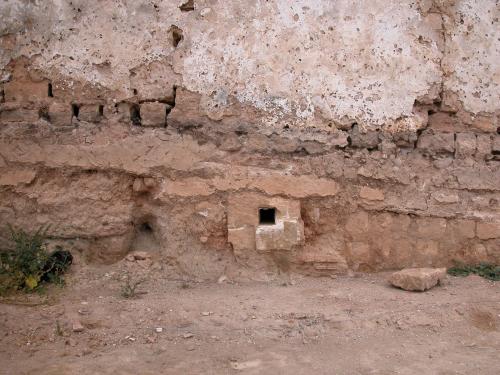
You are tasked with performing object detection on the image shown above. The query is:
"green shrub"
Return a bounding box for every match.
[120,273,146,298]
[0,225,71,294]
[447,263,500,281]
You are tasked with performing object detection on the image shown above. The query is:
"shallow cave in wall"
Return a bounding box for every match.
[129,219,161,256]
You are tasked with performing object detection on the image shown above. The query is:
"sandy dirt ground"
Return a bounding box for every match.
[0,259,499,375]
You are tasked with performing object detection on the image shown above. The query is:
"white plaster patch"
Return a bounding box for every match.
[443,0,500,114]
[1,0,498,126]
[181,0,443,125]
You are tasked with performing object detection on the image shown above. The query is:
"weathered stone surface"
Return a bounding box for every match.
[255,219,304,252]
[345,212,369,236]
[78,104,103,123]
[348,242,371,270]
[159,173,338,199]
[449,220,476,239]
[389,268,447,292]
[298,233,348,275]
[416,218,447,240]
[0,0,499,279]
[417,131,455,154]
[477,222,500,240]
[493,136,500,154]
[3,71,48,102]
[0,169,36,186]
[428,112,461,133]
[455,133,476,158]
[48,102,72,126]
[228,193,304,253]
[228,226,255,252]
[360,187,384,201]
[140,102,167,127]
[476,134,492,158]
[132,178,148,193]
[0,105,38,122]
[350,125,380,149]
[431,191,459,204]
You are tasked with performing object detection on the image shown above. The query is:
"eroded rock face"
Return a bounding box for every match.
[389,268,447,292]
[0,1,499,279]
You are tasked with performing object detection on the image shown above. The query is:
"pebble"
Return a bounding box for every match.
[133,251,151,260]
[183,333,193,339]
[72,321,85,333]
[200,7,211,16]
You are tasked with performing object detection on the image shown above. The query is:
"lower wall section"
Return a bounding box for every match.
[0,121,499,280]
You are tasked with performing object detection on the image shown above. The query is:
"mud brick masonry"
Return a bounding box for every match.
[0,0,499,279]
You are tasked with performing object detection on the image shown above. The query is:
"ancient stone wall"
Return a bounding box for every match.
[0,0,498,279]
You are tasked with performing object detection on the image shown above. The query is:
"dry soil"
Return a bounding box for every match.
[0,260,499,375]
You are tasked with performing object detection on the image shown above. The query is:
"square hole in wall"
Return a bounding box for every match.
[259,207,276,225]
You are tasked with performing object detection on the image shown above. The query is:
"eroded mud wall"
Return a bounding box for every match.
[0,0,499,279]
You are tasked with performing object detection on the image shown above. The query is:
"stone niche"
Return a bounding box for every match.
[227,193,304,254]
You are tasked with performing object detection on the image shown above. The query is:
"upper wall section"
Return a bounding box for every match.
[0,0,498,131]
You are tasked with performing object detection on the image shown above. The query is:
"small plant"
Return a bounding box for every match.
[447,263,500,281]
[120,273,146,298]
[55,320,64,336]
[0,225,72,295]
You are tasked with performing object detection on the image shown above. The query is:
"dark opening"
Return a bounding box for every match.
[98,105,104,116]
[169,85,177,106]
[164,86,177,127]
[140,222,153,233]
[38,106,50,121]
[0,89,5,103]
[165,104,172,126]
[235,125,248,136]
[71,104,80,118]
[130,104,141,126]
[48,83,53,97]
[179,0,194,11]
[170,25,184,48]
[259,207,276,225]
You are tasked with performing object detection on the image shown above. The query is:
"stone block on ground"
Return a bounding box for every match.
[389,268,446,292]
